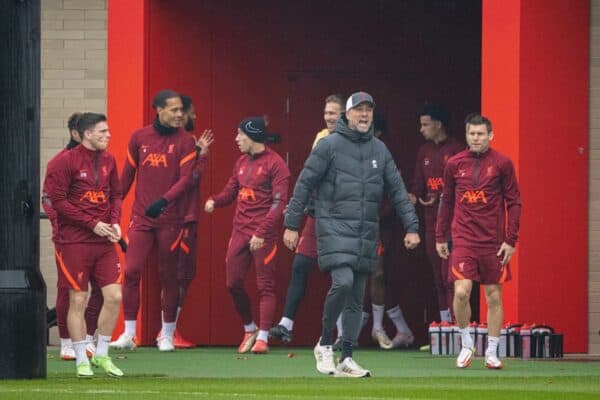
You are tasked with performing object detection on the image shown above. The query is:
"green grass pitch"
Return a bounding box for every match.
[1,347,599,399]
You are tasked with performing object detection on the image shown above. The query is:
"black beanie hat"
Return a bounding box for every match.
[239,117,280,144]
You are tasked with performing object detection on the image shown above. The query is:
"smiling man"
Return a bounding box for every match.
[283,92,420,377]
[111,90,197,353]
[45,112,124,378]
[204,117,290,355]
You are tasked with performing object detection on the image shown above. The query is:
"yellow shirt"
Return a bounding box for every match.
[312,128,330,149]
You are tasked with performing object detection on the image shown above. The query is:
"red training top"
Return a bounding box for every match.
[46,145,122,244]
[121,125,197,228]
[42,148,69,242]
[436,148,521,249]
[211,147,290,240]
[183,152,209,223]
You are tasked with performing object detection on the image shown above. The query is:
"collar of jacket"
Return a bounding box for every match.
[65,139,79,150]
[153,116,178,136]
[335,114,373,142]
[468,147,492,158]
[248,147,269,160]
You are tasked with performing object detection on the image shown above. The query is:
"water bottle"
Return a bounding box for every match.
[429,322,441,355]
[499,323,509,357]
[532,325,553,358]
[440,321,452,355]
[476,323,488,356]
[520,324,532,359]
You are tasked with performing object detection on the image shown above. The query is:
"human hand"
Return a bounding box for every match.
[404,232,420,250]
[249,235,264,251]
[283,229,299,251]
[196,129,214,155]
[93,221,114,238]
[204,199,215,213]
[407,193,417,205]
[436,242,450,259]
[418,193,437,207]
[497,242,515,265]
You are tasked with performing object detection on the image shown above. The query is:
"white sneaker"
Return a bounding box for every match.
[157,335,175,352]
[60,342,76,361]
[314,340,336,375]
[391,331,415,348]
[372,329,393,350]
[485,352,504,369]
[85,341,96,358]
[109,333,136,351]
[334,357,371,378]
[456,346,476,368]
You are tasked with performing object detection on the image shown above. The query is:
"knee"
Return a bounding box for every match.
[124,267,141,284]
[226,279,243,293]
[104,289,122,307]
[333,277,353,295]
[454,287,470,303]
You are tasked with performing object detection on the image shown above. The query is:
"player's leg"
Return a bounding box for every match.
[225,233,256,353]
[155,226,184,351]
[84,279,103,357]
[112,225,155,349]
[174,222,197,348]
[250,239,278,353]
[426,227,451,322]
[370,252,392,349]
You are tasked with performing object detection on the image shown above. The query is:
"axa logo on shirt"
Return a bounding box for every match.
[80,190,107,204]
[460,190,487,204]
[238,187,256,202]
[427,177,443,191]
[142,153,168,167]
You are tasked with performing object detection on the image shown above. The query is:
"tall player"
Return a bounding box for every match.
[111,90,197,352]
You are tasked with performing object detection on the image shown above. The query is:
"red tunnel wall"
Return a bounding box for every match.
[108,0,484,346]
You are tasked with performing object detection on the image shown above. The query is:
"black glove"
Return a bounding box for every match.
[118,238,128,253]
[145,197,168,218]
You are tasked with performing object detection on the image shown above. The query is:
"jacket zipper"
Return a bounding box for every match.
[93,152,99,187]
[473,153,480,187]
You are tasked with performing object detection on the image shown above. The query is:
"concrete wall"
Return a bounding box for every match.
[40,0,107,345]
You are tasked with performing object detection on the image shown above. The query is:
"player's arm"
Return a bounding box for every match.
[409,147,426,204]
[108,157,123,225]
[501,158,522,247]
[121,135,139,199]
[47,158,98,231]
[161,135,197,203]
[284,139,330,231]
[255,159,290,238]
[435,161,456,258]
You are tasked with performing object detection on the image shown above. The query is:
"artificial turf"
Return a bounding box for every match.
[1,347,599,399]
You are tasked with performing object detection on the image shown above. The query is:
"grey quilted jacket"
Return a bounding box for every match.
[284,115,419,273]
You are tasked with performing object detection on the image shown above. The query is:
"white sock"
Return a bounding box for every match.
[279,317,294,331]
[73,340,88,365]
[459,327,474,348]
[336,315,343,338]
[60,337,72,348]
[372,304,385,332]
[244,322,257,332]
[486,335,500,355]
[257,330,269,342]
[85,334,95,344]
[386,305,412,334]
[124,320,137,338]
[162,321,176,338]
[95,334,111,357]
[440,309,452,322]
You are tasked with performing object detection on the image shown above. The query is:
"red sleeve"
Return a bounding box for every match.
[436,160,456,243]
[255,158,290,238]
[211,160,240,207]
[162,135,197,203]
[121,134,138,199]
[195,153,209,178]
[47,156,98,231]
[109,156,123,224]
[41,175,58,234]
[410,146,426,197]
[501,159,522,246]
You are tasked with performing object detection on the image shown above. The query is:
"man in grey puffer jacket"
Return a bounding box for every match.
[283,92,420,377]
